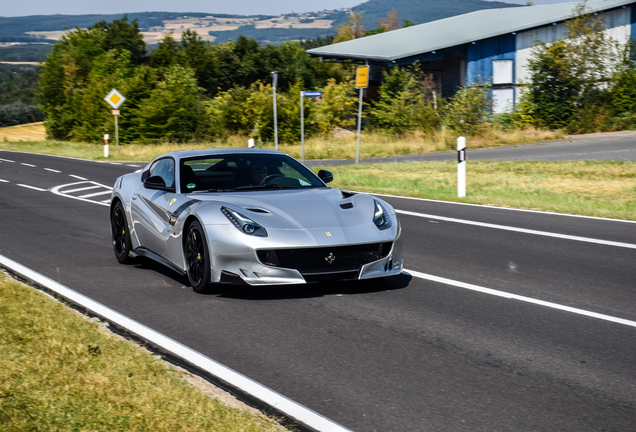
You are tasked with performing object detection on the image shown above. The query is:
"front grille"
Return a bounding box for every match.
[257,242,392,274]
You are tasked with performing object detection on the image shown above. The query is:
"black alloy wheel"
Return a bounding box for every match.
[185,220,211,293]
[111,201,133,264]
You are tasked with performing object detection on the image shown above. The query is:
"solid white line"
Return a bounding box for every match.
[397,209,636,250]
[126,164,141,167]
[79,190,111,199]
[70,175,88,180]
[0,158,15,163]
[0,254,352,432]
[101,199,111,204]
[371,192,636,225]
[63,185,100,194]
[0,179,9,183]
[21,163,36,167]
[44,168,62,173]
[406,269,636,329]
[17,184,46,192]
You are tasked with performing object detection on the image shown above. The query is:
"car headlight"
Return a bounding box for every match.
[373,200,392,230]
[221,207,268,237]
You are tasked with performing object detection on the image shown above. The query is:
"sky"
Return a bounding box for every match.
[0,0,578,18]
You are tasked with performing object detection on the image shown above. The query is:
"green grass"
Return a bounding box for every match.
[0,273,287,431]
[318,160,636,221]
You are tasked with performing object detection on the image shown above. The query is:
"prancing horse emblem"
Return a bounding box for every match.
[325,253,336,264]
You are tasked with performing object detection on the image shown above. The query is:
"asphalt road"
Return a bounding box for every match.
[1,149,635,432]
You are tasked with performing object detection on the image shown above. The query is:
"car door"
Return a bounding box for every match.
[130,157,178,259]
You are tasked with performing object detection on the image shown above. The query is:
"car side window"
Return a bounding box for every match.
[149,158,175,189]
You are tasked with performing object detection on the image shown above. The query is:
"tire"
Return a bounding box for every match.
[111,201,134,264]
[185,220,211,293]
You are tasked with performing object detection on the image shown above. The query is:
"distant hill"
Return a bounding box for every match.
[350,0,521,28]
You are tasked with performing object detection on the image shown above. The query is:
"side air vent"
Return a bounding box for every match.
[340,202,354,209]
[246,208,270,214]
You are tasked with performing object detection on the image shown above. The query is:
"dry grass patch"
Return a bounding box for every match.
[0,122,46,142]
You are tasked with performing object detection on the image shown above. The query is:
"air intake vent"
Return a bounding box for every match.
[340,202,354,209]
[246,208,270,214]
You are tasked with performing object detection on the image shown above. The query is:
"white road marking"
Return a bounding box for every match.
[0,179,9,183]
[397,209,636,250]
[406,269,636,329]
[70,175,88,180]
[0,158,15,163]
[371,192,636,225]
[101,199,111,204]
[110,162,122,165]
[50,182,112,207]
[0,254,353,432]
[126,164,141,167]
[44,168,62,173]
[21,163,36,167]
[17,184,46,192]
[62,185,101,194]
[79,190,112,199]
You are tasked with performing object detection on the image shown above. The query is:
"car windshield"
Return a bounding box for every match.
[180,153,327,193]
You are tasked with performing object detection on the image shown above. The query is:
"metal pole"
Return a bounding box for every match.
[356,88,363,164]
[457,136,466,197]
[115,115,119,155]
[272,72,278,151]
[300,91,305,162]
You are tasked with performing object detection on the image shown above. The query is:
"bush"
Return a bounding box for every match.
[0,102,44,127]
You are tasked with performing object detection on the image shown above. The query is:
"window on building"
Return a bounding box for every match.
[492,59,513,85]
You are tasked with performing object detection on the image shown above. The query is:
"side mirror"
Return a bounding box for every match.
[144,175,171,191]
[318,169,333,184]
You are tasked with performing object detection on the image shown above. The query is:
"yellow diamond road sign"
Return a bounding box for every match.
[104,88,125,109]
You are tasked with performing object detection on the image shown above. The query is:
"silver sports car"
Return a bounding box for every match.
[110,149,403,292]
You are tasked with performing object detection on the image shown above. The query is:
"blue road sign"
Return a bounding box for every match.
[303,91,322,97]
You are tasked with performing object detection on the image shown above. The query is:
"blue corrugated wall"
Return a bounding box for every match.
[466,34,516,85]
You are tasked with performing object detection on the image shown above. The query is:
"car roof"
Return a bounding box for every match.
[157,148,286,161]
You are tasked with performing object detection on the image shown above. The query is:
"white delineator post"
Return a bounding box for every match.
[104,134,109,158]
[457,136,466,197]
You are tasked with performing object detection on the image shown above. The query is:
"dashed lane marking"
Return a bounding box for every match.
[21,163,36,167]
[44,168,62,173]
[0,179,9,183]
[69,174,88,180]
[0,158,15,163]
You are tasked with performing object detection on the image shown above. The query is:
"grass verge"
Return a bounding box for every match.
[0,123,563,162]
[320,160,636,221]
[0,273,287,431]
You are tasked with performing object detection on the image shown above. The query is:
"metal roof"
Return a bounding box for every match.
[307,0,634,62]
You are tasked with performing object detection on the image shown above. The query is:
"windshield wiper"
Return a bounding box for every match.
[189,188,235,193]
[234,184,284,190]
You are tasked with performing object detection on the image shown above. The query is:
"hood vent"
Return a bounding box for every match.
[246,207,270,214]
[340,202,354,209]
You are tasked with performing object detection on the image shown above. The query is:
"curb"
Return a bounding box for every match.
[0,253,353,432]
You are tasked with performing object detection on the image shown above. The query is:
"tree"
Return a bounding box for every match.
[523,1,615,130]
[334,12,365,43]
[443,81,492,136]
[368,66,440,135]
